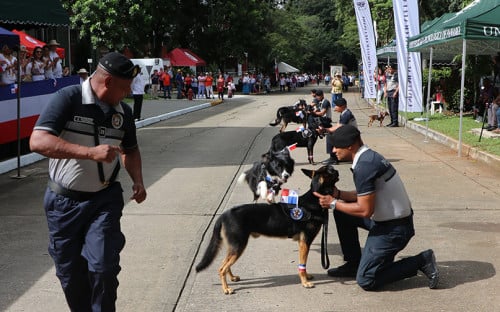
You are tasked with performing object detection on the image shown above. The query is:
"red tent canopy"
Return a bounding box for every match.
[12,29,65,58]
[165,48,206,67]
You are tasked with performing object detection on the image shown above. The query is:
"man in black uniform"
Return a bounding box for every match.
[314,125,439,290]
[30,52,147,311]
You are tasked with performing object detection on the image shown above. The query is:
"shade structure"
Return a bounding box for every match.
[11,29,65,58]
[0,27,19,49]
[0,0,69,26]
[277,61,300,73]
[165,48,206,67]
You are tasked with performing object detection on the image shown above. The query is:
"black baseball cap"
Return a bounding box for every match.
[315,89,324,96]
[98,52,140,80]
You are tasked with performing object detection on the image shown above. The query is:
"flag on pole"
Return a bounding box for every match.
[393,0,422,112]
[353,0,377,99]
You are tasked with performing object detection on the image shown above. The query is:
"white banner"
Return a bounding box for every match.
[393,0,422,112]
[353,0,377,99]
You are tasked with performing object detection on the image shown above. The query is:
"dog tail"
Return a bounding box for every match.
[195,217,223,272]
[269,118,281,126]
[237,172,247,184]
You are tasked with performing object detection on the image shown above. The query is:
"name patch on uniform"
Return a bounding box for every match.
[74,116,94,125]
[99,126,106,137]
[111,113,123,129]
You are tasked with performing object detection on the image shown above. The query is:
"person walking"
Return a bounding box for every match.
[29,52,147,311]
[314,124,439,291]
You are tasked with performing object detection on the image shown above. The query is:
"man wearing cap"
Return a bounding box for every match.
[384,65,399,127]
[48,39,63,78]
[30,51,146,311]
[314,124,439,291]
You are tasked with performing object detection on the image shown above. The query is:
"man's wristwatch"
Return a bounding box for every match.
[330,199,338,210]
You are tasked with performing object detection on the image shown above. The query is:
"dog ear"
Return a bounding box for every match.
[301,168,314,178]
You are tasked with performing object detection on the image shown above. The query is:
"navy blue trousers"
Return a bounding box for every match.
[44,182,125,311]
[333,210,422,290]
[387,91,399,125]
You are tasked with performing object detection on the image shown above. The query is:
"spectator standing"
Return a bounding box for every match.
[331,73,343,106]
[205,72,214,99]
[324,73,331,86]
[48,40,63,78]
[25,46,46,81]
[0,44,18,85]
[191,75,198,98]
[175,69,184,99]
[184,73,193,96]
[150,69,160,99]
[197,72,207,98]
[18,45,29,81]
[62,66,71,77]
[374,67,386,105]
[384,65,399,127]
[132,71,146,120]
[77,68,89,84]
[29,52,146,311]
[315,124,439,291]
[162,70,171,99]
[42,45,54,80]
[216,74,225,100]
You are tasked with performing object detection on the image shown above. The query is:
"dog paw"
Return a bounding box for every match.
[231,275,240,282]
[223,287,235,295]
[302,281,315,288]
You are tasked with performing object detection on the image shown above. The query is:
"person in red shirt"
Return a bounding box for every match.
[184,73,193,96]
[216,74,225,100]
[162,71,171,99]
[205,73,214,99]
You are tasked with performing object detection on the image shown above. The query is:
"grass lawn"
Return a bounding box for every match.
[404,111,500,157]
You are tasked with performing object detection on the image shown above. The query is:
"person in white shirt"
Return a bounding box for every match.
[131,71,146,120]
[48,40,63,78]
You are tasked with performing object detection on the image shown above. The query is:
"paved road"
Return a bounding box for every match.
[1,89,499,311]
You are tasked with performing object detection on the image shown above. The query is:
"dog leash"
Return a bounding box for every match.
[320,212,330,269]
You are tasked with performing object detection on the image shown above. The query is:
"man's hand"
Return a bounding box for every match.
[313,192,335,209]
[130,183,147,203]
[89,145,122,163]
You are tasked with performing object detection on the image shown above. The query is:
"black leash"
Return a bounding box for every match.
[320,212,330,269]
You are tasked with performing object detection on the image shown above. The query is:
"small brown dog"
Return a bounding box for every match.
[368,111,389,127]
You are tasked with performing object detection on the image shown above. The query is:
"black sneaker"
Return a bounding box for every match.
[419,249,439,289]
[321,158,338,165]
[327,261,358,277]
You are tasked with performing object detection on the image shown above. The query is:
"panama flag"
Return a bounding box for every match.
[280,189,299,205]
[287,143,297,151]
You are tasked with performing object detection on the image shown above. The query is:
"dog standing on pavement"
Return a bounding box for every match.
[367,111,389,127]
[238,148,295,202]
[196,165,339,294]
[269,99,308,132]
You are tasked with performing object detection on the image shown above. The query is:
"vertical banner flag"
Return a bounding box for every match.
[353,0,377,99]
[393,0,422,112]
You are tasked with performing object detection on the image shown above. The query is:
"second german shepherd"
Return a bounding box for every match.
[195,165,339,294]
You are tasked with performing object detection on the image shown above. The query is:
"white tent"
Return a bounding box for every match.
[277,61,300,73]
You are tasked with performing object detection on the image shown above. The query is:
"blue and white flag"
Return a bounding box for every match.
[353,0,377,99]
[393,0,423,112]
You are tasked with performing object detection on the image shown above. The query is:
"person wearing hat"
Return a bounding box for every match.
[77,68,89,84]
[313,124,439,291]
[384,64,399,126]
[47,39,63,78]
[30,51,146,311]
[331,72,343,105]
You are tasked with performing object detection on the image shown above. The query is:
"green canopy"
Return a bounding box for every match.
[376,41,396,58]
[0,0,69,27]
[409,0,500,57]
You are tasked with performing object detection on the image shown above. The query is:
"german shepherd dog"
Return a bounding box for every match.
[269,99,308,132]
[367,111,389,127]
[270,116,332,165]
[196,165,339,294]
[238,148,295,202]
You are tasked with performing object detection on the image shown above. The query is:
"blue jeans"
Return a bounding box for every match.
[331,93,342,107]
[334,210,421,290]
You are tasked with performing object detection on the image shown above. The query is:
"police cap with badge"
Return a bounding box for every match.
[98,52,140,80]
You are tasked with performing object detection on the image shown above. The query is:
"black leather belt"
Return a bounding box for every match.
[374,215,412,226]
[48,180,97,202]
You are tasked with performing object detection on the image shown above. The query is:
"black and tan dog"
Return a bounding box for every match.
[238,148,295,202]
[269,99,308,132]
[270,116,332,165]
[367,111,389,127]
[196,165,339,294]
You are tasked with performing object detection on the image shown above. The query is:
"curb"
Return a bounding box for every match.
[0,102,212,175]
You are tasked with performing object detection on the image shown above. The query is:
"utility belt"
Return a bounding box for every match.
[374,211,413,227]
[47,179,115,201]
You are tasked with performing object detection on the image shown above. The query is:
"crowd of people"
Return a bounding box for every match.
[0,40,68,85]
